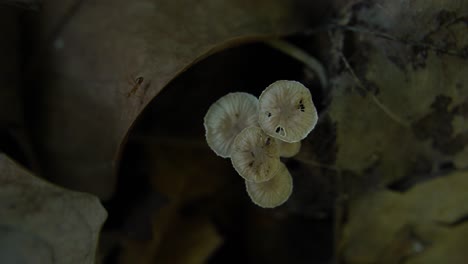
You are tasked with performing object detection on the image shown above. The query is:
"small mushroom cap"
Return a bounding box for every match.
[278,140,301,158]
[245,162,293,208]
[231,126,280,183]
[259,80,318,143]
[204,92,258,158]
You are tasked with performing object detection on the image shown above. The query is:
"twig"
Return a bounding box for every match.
[265,39,328,89]
[336,43,411,128]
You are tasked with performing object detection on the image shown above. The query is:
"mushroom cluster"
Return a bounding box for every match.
[204,80,318,208]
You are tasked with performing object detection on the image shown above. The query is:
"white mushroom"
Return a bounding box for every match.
[204,92,258,158]
[258,80,318,143]
[278,140,301,158]
[231,126,280,183]
[245,162,293,208]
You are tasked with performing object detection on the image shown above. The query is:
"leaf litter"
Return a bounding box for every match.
[1,0,468,263]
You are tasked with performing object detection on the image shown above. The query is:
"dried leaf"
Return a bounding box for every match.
[329,0,468,188]
[0,154,107,264]
[30,0,314,199]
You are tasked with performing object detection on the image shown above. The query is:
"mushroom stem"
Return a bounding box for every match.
[265,39,328,89]
[278,140,301,158]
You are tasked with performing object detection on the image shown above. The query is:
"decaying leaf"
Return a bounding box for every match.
[341,169,468,264]
[324,2,468,263]
[5,0,466,262]
[328,0,468,189]
[0,154,107,264]
[29,0,318,200]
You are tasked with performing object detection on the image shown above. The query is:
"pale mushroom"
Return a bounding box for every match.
[204,92,258,158]
[245,162,293,208]
[258,80,318,143]
[231,126,280,183]
[278,140,301,158]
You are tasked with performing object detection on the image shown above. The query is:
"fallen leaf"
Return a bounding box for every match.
[28,0,317,199]
[328,0,468,189]
[341,169,468,263]
[0,153,107,264]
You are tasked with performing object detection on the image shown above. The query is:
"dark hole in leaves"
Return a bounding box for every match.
[449,214,468,226]
[284,158,301,170]
[437,214,468,227]
[0,128,29,169]
[388,172,446,193]
[103,244,123,264]
[438,161,454,171]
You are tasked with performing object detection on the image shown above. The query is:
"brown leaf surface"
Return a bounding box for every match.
[0,153,107,264]
[30,0,316,200]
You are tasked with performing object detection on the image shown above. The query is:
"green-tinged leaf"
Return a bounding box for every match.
[342,170,468,263]
[329,0,468,189]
